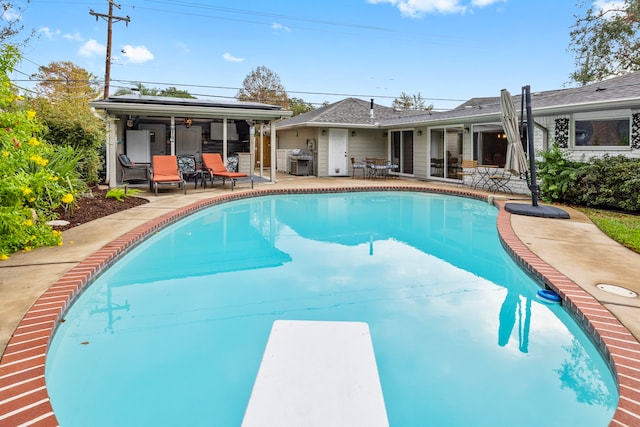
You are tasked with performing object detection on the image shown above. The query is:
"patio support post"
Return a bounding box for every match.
[260,123,265,178]
[223,118,228,163]
[170,116,175,156]
[270,119,276,182]
[107,116,118,187]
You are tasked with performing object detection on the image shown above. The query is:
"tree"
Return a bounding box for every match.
[113,83,160,96]
[0,1,34,46]
[0,45,82,258]
[289,97,315,116]
[569,0,640,85]
[237,66,289,109]
[28,61,105,184]
[113,83,195,98]
[391,92,433,111]
[160,86,195,98]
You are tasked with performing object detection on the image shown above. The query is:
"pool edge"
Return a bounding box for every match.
[0,187,638,427]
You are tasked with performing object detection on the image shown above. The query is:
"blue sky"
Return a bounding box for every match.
[10,0,593,110]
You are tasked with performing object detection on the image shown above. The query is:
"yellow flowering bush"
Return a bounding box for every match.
[0,45,84,259]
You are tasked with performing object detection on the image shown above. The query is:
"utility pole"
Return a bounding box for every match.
[90,1,130,99]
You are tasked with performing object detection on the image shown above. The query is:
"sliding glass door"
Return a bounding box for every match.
[391,130,414,175]
[429,126,463,179]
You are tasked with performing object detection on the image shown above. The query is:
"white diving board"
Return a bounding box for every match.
[242,320,389,427]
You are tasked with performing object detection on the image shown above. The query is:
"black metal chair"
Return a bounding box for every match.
[117,154,151,189]
[177,155,200,189]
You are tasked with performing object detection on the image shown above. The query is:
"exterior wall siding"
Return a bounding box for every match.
[413,129,428,180]
[541,111,640,160]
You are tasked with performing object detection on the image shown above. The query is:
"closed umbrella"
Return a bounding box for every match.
[500,89,528,176]
[503,86,569,218]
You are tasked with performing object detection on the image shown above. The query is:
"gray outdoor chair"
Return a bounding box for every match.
[117,154,151,188]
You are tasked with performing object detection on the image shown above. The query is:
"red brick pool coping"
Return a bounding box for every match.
[1,186,639,427]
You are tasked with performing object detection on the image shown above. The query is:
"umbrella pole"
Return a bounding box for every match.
[523,85,538,207]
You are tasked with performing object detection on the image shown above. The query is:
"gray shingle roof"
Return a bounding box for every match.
[277,97,424,128]
[279,71,640,129]
[384,72,640,126]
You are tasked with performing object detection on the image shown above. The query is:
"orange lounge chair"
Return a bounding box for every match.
[201,153,252,191]
[151,155,186,195]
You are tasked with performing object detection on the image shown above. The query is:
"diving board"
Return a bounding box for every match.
[242,320,389,427]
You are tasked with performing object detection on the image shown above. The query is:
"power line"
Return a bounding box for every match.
[90,1,130,98]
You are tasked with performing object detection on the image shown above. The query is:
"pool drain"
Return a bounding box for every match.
[596,283,638,298]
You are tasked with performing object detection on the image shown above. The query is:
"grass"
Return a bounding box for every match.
[577,207,640,253]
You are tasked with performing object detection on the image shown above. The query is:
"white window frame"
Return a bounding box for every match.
[571,109,631,151]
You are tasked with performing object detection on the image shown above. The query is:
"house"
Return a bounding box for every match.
[90,94,292,188]
[276,71,640,194]
[275,97,423,177]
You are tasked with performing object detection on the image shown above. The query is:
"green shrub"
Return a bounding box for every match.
[0,45,83,259]
[537,142,582,202]
[537,142,640,212]
[106,187,142,202]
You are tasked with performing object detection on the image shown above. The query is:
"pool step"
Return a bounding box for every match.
[242,320,389,427]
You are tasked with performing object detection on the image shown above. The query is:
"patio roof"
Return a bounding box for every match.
[91,94,293,120]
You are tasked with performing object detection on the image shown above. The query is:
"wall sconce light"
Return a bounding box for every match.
[383,132,388,137]
[351,131,356,137]
[417,130,423,136]
[321,129,327,136]
[184,118,193,128]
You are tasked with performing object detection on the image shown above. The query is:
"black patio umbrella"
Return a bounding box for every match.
[504,86,569,219]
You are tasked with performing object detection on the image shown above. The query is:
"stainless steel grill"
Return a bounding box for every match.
[289,148,313,176]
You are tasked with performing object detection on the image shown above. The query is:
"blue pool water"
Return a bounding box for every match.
[46,192,618,426]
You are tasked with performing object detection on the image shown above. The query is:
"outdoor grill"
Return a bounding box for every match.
[289,148,313,176]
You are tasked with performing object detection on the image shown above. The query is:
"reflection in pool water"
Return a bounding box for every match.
[46,192,618,427]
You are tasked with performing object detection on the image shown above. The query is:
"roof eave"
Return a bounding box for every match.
[530,97,640,115]
[90,100,293,120]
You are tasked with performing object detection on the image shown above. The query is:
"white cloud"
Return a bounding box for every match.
[174,42,190,53]
[471,0,505,6]
[272,22,291,32]
[223,52,244,63]
[38,27,60,39]
[594,0,626,17]
[2,9,20,22]
[120,45,154,64]
[63,32,84,41]
[367,0,504,16]
[79,39,105,58]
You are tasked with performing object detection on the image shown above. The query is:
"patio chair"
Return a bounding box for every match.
[151,155,186,196]
[201,153,253,191]
[177,154,200,189]
[368,158,390,179]
[117,153,151,188]
[351,157,366,179]
[456,159,478,187]
[487,169,512,194]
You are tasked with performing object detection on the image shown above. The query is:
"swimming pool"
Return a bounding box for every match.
[45,191,618,426]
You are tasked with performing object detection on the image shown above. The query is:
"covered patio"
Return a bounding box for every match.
[90,95,292,188]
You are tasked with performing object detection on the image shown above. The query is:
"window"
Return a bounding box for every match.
[473,123,529,166]
[573,110,630,148]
